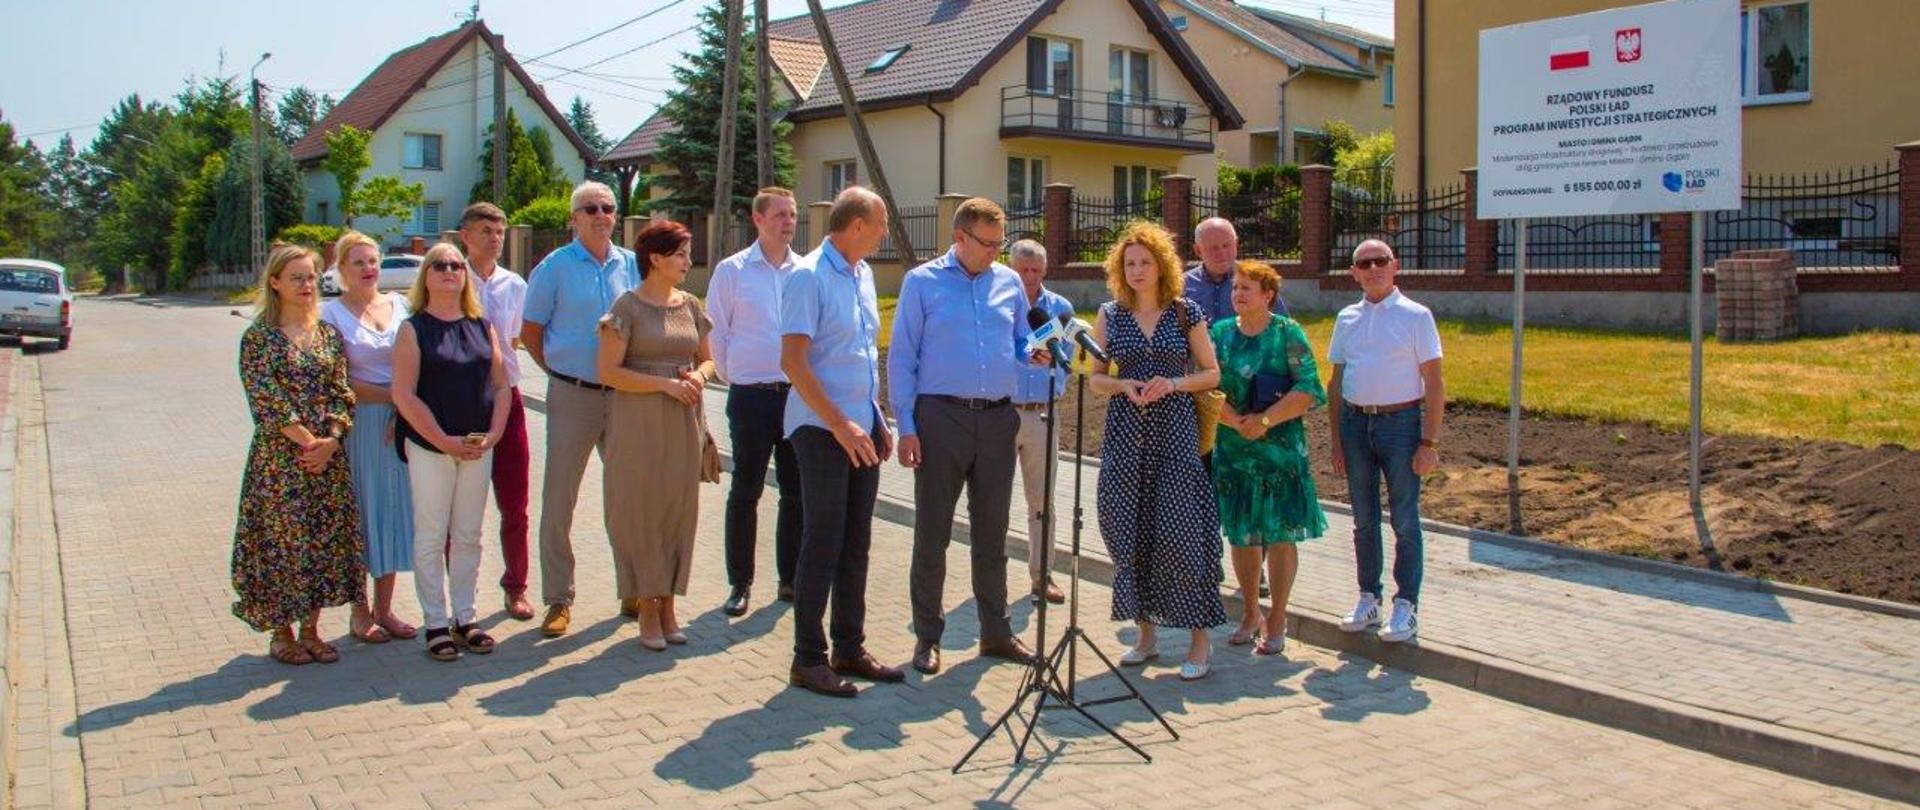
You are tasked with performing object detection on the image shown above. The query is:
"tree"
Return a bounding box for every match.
[651,1,794,219]
[208,137,303,270]
[353,175,425,240]
[470,109,569,214]
[169,152,225,286]
[38,134,91,265]
[0,113,53,256]
[566,96,614,188]
[95,77,248,291]
[322,125,372,225]
[274,85,334,146]
[81,95,171,277]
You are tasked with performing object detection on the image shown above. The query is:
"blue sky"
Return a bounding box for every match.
[2,0,1393,151]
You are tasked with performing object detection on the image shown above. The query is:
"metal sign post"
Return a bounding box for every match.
[1508,219,1527,535]
[1689,211,1718,560]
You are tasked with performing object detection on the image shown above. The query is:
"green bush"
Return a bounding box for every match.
[274,223,346,252]
[511,196,572,230]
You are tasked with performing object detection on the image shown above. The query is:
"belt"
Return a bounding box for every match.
[928,394,1011,411]
[735,381,792,393]
[1015,402,1047,412]
[549,371,610,392]
[1347,399,1421,415]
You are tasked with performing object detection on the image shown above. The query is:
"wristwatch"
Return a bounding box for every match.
[1259,414,1273,428]
[1420,438,1438,449]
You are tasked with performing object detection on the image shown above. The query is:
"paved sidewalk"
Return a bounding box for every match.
[695,371,1920,797]
[4,298,1901,808]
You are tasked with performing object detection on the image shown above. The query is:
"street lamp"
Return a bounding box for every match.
[249,52,272,273]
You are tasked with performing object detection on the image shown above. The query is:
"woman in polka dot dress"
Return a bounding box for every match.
[1088,222,1228,681]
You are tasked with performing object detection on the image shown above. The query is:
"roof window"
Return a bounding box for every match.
[867,44,909,73]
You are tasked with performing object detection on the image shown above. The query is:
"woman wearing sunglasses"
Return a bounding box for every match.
[391,243,512,661]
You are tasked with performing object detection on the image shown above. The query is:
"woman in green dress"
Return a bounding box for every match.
[1211,261,1327,655]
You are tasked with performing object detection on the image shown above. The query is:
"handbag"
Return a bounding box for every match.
[1245,370,1293,414]
[700,431,722,484]
[1176,301,1225,456]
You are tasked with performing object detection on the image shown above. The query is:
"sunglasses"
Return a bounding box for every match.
[1354,256,1394,269]
[575,204,617,215]
[428,260,467,273]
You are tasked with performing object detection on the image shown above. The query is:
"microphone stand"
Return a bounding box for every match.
[953,339,1177,772]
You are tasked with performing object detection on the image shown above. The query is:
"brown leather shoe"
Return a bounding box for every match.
[830,651,905,683]
[505,591,536,621]
[540,605,570,638]
[980,636,1038,665]
[912,640,941,675]
[789,663,858,698]
[1034,578,1065,605]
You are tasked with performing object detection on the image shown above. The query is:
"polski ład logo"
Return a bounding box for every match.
[1616,28,1642,63]
[1662,172,1684,193]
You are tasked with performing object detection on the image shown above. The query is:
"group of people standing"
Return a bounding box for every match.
[229,178,1446,700]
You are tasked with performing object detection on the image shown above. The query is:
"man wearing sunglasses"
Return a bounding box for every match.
[521,181,641,637]
[1326,239,1445,645]
[889,197,1038,676]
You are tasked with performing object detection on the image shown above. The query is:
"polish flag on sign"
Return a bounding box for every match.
[1549,35,1591,70]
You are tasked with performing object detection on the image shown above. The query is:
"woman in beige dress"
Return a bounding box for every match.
[596,220,715,650]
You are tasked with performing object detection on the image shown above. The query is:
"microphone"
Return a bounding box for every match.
[1025,307,1065,357]
[1057,312,1109,366]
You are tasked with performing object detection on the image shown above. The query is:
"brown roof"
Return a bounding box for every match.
[601,108,675,164]
[766,35,829,101]
[1243,6,1394,52]
[1172,0,1377,77]
[289,21,595,165]
[765,0,1242,128]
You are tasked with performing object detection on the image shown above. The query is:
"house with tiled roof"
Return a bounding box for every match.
[608,0,1243,222]
[1159,0,1393,169]
[292,20,593,246]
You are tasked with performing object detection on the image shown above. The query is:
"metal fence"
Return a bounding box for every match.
[1496,214,1660,274]
[1069,196,1157,263]
[873,205,937,263]
[1335,184,1467,272]
[1704,162,1901,271]
[1003,205,1044,252]
[528,229,572,271]
[1193,187,1303,260]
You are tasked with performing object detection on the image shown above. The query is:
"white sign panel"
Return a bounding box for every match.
[1477,0,1741,219]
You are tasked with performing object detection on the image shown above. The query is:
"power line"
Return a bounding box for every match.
[536,23,701,80]
[520,0,689,63]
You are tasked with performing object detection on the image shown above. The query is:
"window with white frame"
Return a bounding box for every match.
[402,133,443,170]
[411,201,442,236]
[826,160,857,197]
[1742,2,1810,104]
[1007,156,1047,211]
[1113,165,1167,210]
[1025,35,1077,95]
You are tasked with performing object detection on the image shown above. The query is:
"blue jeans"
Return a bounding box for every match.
[1339,406,1424,605]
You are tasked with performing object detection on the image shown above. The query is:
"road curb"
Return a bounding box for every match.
[1,352,18,803]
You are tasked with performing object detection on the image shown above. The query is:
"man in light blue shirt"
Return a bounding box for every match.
[520,181,640,636]
[777,187,903,697]
[890,198,1036,676]
[1007,239,1074,606]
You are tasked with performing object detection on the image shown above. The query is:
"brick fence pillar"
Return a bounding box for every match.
[1300,165,1333,276]
[1462,168,1497,276]
[1043,182,1073,271]
[935,193,968,252]
[508,225,531,274]
[622,216,646,252]
[808,201,832,250]
[407,236,427,255]
[1659,213,1693,277]
[1898,140,1920,276]
[441,230,460,246]
[1159,174,1194,261]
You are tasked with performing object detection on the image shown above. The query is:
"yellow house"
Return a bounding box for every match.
[1159,0,1394,168]
[1394,0,1920,193]
[610,0,1243,218]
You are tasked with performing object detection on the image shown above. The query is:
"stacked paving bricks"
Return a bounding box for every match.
[1715,249,1798,341]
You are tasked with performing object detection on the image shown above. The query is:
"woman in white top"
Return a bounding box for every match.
[318,231,418,644]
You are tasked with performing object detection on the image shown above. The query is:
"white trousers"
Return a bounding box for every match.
[408,441,494,630]
[1013,407,1060,583]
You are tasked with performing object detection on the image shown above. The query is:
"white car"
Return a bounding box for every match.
[321,254,424,296]
[0,258,74,351]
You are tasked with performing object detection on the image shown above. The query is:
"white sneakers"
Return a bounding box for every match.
[1339,593,1419,643]
[1339,592,1382,632]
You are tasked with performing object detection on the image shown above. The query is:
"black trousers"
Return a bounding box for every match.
[908,396,1019,646]
[789,424,879,667]
[724,385,801,588]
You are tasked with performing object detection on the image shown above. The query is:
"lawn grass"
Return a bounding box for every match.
[875,297,1920,448]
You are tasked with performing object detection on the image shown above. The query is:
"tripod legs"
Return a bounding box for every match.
[951,624,1179,772]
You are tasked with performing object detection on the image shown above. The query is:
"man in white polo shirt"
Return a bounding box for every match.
[1326,239,1445,643]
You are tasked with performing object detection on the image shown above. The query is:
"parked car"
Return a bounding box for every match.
[321,254,424,296]
[0,258,74,351]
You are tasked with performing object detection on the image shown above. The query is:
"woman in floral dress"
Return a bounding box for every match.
[1211,261,1327,655]
[232,244,367,665]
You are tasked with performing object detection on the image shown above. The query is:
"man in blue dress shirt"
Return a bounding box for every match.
[891,198,1038,676]
[520,181,639,638]
[1185,217,1289,324]
[1008,239,1074,606]
[778,187,906,697]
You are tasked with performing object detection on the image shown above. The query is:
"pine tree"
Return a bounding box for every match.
[651,1,794,219]
[274,85,333,146]
[566,96,615,188]
[0,114,52,256]
[470,109,569,214]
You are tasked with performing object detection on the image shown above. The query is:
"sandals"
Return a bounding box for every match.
[350,615,391,644]
[425,628,460,662]
[1255,635,1287,656]
[452,623,496,655]
[296,629,340,664]
[377,613,418,640]
[269,629,313,665]
[1228,619,1261,646]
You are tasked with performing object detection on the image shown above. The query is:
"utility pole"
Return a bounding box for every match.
[711,0,744,264]
[807,0,916,266]
[755,0,773,189]
[491,28,508,205]
[250,52,272,273]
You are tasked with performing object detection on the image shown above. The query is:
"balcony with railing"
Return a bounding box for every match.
[999,85,1215,152]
